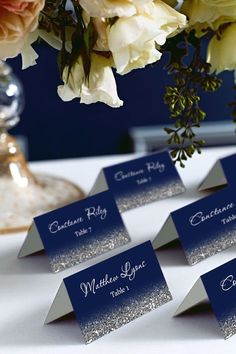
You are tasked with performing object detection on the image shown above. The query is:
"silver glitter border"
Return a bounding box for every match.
[49,227,130,272]
[185,226,236,265]
[116,179,185,213]
[80,282,172,344]
[219,312,236,339]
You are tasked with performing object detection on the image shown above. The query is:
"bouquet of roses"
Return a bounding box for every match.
[1,0,236,164]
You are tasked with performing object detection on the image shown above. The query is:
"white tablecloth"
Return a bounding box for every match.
[1,146,236,354]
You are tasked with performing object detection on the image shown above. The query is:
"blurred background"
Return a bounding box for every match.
[8,41,236,162]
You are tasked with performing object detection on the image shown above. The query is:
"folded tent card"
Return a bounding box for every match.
[175,257,236,340]
[18,191,131,272]
[153,186,236,265]
[199,152,236,191]
[45,241,172,344]
[90,150,185,212]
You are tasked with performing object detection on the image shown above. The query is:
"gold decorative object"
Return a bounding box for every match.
[0,61,85,234]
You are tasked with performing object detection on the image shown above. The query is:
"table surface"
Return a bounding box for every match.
[1,146,236,354]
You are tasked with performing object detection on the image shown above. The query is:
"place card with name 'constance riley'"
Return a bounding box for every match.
[89,151,185,212]
[18,191,130,272]
[45,241,172,344]
[175,257,236,340]
[153,186,236,265]
[199,152,236,191]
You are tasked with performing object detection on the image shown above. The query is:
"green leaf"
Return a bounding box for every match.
[163,29,220,167]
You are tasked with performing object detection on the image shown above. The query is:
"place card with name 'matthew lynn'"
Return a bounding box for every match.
[89,151,185,212]
[153,186,236,265]
[175,257,236,340]
[199,152,236,191]
[45,241,172,344]
[18,191,130,273]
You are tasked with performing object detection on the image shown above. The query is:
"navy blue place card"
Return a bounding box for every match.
[199,152,236,191]
[90,151,185,212]
[175,257,236,339]
[153,186,236,265]
[18,191,130,272]
[45,241,172,344]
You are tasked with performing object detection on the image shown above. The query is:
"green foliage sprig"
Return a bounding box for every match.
[39,3,228,167]
[39,0,75,76]
[39,0,98,82]
[163,31,222,167]
[68,2,98,81]
[39,0,75,37]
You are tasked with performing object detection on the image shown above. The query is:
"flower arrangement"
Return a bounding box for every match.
[0,0,236,165]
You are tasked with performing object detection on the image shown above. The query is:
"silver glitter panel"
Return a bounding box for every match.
[80,283,172,344]
[49,228,130,273]
[219,312,236,339]
[116,179,185,213]
[185,227,236,265]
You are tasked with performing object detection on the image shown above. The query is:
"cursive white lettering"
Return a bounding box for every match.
[114,169,144,182]
[80,274,119,297]
[146,161,165,173]
[220,275,236,292]
[221,214,236,225]
[120,260,146,281]
[79,260,147,297]
[85,205,107,220]
[48,217,84,234]
[189,203,235,227]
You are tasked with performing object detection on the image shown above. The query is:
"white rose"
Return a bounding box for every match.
[79,0,152,18]
[181,0,236,34]
[58,54,123,108]
[152,1,187,43]
[107,1,186,75]
[207,23,236,73]
[108,15,162,75]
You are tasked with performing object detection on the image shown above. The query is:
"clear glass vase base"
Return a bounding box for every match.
[0,174,85,234]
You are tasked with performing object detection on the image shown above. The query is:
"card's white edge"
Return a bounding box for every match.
[44,281,73,324]
[18,222,44,258]
[89,170,109,196]
[174,278,208,316]
[152,215,179,250]
[198,160,227,191]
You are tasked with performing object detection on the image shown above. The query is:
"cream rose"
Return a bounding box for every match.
[58,54,123,108]
[0,0,45,60]
[207,23,236,73]
[107,0,186,75]
[93,18,109,52]
[108,15,162,75]
[181,0,236,34]
[79,0,153,18]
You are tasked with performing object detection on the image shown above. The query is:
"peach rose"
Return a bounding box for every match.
[0,0,45,60]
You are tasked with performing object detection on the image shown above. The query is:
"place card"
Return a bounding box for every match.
[90,151,185,212]
[45,241,172,344]
[153,186,236,265]
[175,257,236,340]
[18,191,130,272]
[199,153,236,191]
